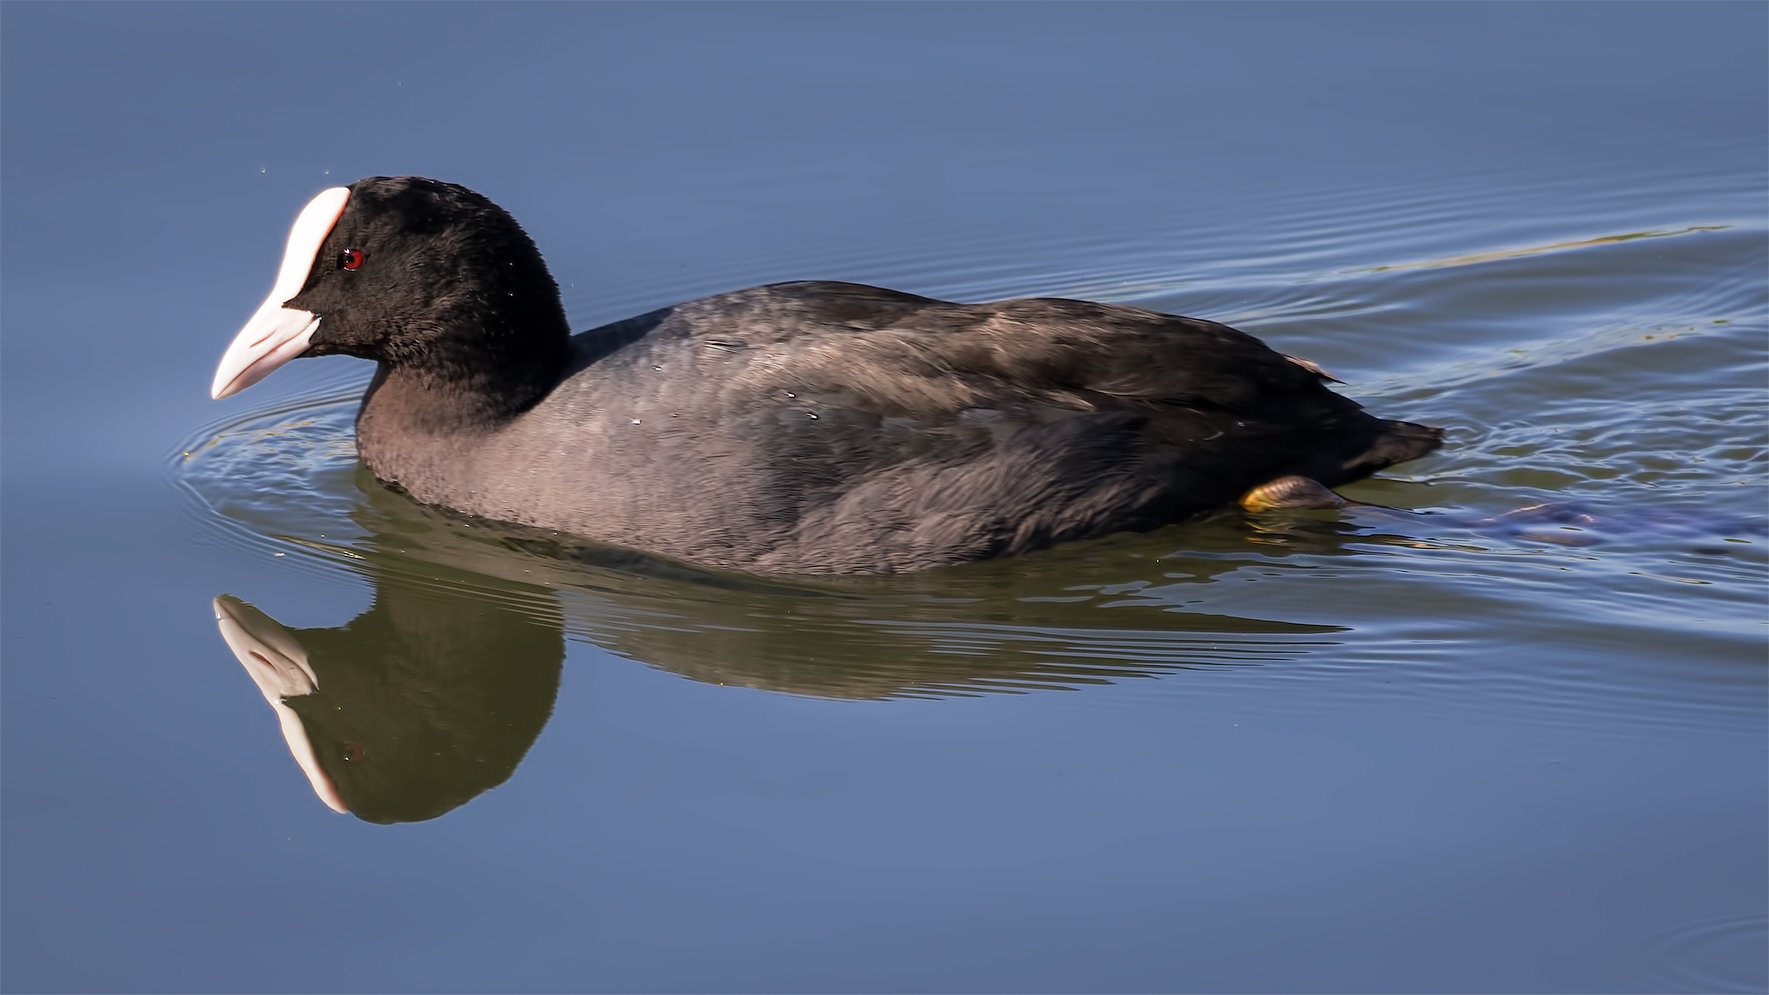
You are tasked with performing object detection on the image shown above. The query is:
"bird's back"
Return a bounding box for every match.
[374,282,1439,573]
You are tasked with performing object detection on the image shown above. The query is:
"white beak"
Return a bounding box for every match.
[211,187,351,399]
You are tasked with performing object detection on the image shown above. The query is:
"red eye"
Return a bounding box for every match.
[340,248,365,270]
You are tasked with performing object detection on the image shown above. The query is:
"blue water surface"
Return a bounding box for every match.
[3,4,1764,992]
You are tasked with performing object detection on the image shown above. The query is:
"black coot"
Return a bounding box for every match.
[212,176,1442,574]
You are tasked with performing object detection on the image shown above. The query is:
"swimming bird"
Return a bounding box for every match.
[212,176,1442,574]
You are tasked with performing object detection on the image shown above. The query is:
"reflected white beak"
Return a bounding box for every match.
[211,187,351,399]
[213,596,349,815]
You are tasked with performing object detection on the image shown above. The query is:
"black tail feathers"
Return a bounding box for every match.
[1357,419,1445,472]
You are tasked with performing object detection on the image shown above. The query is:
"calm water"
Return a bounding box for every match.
[4,4,1765,992]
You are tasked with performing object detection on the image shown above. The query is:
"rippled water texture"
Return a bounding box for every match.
[6,4,1765,992]
[175,211,1766,716]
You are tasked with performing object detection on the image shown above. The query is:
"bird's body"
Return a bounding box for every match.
[212,177,1442,575]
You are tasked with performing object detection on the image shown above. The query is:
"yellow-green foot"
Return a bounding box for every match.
[1239,475,1351,513]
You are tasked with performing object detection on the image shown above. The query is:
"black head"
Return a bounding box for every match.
[213,176,571,418]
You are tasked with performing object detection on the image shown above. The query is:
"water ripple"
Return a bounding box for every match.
[1632,911,1769,994]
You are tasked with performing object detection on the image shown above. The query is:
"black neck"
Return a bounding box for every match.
[367,279,573,432]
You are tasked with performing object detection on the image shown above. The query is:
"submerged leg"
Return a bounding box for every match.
[1239,475,1351,513]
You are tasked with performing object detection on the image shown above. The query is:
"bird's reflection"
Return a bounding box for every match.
[214,472,1357,823]
[214,571,563,824]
